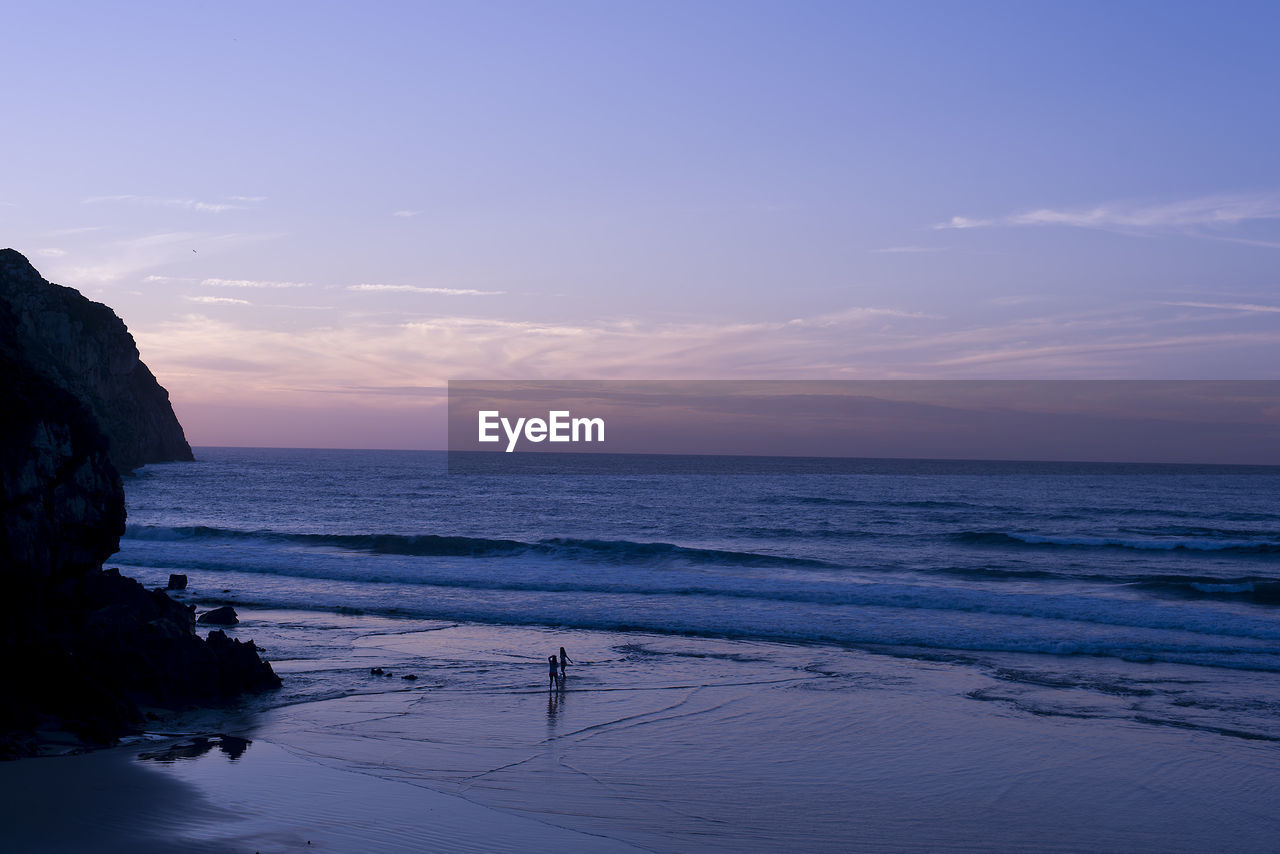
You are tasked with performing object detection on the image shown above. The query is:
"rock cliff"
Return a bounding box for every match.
[0,252,277,756]
[0,249,193,473]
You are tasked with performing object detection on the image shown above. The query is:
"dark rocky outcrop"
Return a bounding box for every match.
[1,252,277,757]
[2,569,280,749]
[0,249,193,474]
[0,295,125,585]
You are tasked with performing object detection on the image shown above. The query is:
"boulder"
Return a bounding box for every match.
[197,606,239,626]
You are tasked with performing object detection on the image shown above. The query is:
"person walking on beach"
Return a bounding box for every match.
[548,654,560,690]
[559,647,573,681]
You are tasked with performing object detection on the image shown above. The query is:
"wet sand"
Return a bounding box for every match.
[3,611,1278,852]
[1,731,644,853]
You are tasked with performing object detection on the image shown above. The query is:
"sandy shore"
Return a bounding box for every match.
[0,733,645,853]
[3,610,1278,852]
[0,746,234,854]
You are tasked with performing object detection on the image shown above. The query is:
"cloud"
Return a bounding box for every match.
[45,226,104,236]
[259,304,336,311]
[129,303,946,409]
[36,248,67,257]
[82,194,255,213]
[169,355,272,372]
[129,296,1280,419]
[36,230,282,286]
[788,307,940,327]
[349,283,505,296]
[144,275,199,284]
[987,294,1050,306]
[937,193,1280,242]
[229,195,267,202]
[202,277,311,288]
[122,232,205,248]
[58,231,204,283]
[187,295,252,305]
[1164,301,1280,314]
[938,216,993,230]
[392,210,422,218]
[930,333,1276,368]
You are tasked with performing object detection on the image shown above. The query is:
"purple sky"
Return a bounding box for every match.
[3,2,1279,450]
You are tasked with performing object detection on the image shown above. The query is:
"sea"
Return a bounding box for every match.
[105,447,1280,851]
[117,447,1280,675]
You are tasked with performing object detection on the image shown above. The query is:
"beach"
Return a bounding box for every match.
[5,447,1280,851]
[7,2,1280,849]
[5,608,1279,852]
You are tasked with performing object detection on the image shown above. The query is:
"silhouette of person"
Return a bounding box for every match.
[559,647,573,680]
[548,654,560,690]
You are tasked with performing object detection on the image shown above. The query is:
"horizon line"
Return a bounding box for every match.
[174,445,1280,470]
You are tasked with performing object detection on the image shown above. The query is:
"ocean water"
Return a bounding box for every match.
[116,448,1280,674]
[105,448,1280,850]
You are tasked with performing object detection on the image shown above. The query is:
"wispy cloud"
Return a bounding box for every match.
[83,194,257,213]
[258,303,336,311]
[937,192,1280,243]
[187,295,252,305]
[202,277,311,288]
[788,307,939,327]
[130,303,944,407]
[1164,300,1280,314]
[45,226,104,236]
[36,248,67,257]
[987,294,1051,306]
[229,195,267,202]
[47,230,282,285]
[122,232,205,248]
[930,333,1276,368]
[59,231,204,283]
[937,216,991,230]
[131,297,1280,415]
[392,210,422,218]
[349,283,505,296]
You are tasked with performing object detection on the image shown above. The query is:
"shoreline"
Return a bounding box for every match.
[6,608,1278,852]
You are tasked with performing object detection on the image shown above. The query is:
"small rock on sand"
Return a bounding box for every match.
[197,606,239,625]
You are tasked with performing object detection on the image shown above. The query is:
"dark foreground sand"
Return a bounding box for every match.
[0,747,234,854]
[0,736,644,853]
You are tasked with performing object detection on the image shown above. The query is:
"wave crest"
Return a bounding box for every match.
[955,530,1280,555]
[124,525,833,568]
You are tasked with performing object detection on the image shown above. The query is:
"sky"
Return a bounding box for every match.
[3,1,1280,450]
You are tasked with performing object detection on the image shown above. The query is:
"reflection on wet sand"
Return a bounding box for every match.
[138,734,252,763]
